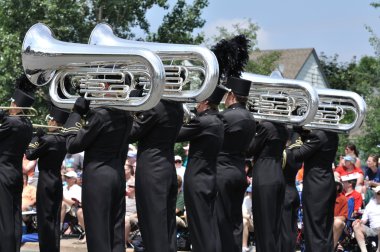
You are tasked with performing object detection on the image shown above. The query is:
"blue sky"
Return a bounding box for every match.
[142,0,380,62]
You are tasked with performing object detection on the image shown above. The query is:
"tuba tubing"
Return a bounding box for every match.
[304,88,367,134]
[22,23,166,111]
[241,72,319,126]
[88,23,219,102]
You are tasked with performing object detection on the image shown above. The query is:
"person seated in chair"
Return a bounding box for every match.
[242,185,254,252]
[125,177,138,245]
[342,173,363,217]
[22,174,36,212]
[352,186,380,252]
[333,175,348,250]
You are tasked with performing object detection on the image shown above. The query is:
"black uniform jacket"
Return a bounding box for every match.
[129,100,183,155]
[65,107,132,160]
[0,116,33,183]
[219,103,255,163]
[26,133,66,174]
[291,130,338,169]
[177,109,224,161]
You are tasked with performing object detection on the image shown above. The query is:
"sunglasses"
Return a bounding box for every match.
[128,185,135,188]
[175,160,182,163]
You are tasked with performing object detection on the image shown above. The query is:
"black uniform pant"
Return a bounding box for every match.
[82,160,126,252]
[184,158,217,252]
[215,165,247,252]
[135,159,178,252]
[303,168,335,252]
[36,172,62,252]
[252,159,285,252]
[0,170,22,252]
[279,184,300,252]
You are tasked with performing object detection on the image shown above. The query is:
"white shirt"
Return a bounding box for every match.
[242,195,252,216]
[176,166,186,181]
[362,199,380,228]
[63,184,82,203]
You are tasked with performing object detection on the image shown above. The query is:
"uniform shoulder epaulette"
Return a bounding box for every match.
[288,137,303,150]
[61,122,82,134]
[28,141,39,149]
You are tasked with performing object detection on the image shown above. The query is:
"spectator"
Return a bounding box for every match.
[124,159,135,185]
[125,178,138,245]
[60,171,82,233]
[242,185,253,252]
[365,154,380,186]
[335,155,364,191]
[340,143,361,169]
[342,174,363,216]
[22,154,37,186]
[352,186,380,252]
[182,144,190,167]
[21,174,36,211]
[176,175,186,228]
[174,155,185,182]
[333,176,348,250]
[62,152,84,172]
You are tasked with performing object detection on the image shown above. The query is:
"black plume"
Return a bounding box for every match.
[15,74,37,95]
[211,34,251,82]
[229,34,250,77]
[211,38,235,82]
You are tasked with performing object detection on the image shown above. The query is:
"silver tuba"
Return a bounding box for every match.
[88,23,219,102]
[241,72,319,126]
[303,88,367,134]
[22,23,166,111]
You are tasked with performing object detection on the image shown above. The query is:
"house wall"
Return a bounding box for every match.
[296,55,328,88]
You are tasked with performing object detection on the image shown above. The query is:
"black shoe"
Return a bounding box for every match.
[78,232,86,240]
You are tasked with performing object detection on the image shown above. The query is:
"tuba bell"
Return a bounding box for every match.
[88,23,219,102]
[241,72,319,126]
[303,88,367,134]
[22,23,166,111]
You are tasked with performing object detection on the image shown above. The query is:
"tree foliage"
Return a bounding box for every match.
[147,0,209,44]
[206,18,259,52]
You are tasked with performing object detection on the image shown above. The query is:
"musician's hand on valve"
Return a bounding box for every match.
[73,97,90,116]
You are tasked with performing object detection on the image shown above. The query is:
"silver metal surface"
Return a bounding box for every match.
[241,72,319,126]
[89,23,219,102]
[304,88,367,134]
[22,23,166,111]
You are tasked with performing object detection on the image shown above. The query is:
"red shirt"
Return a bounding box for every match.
[335,165,363,177]
[334,193,348,219]
[345,190,363,212]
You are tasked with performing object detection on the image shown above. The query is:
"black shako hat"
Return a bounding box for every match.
[49,105,70,124]
[12,89,35,107]
[206,86,227,105]
[225,77,251,97]
[12,74,36,107]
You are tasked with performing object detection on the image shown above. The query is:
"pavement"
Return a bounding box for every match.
[21,237,195,252]
[21,237,144,252]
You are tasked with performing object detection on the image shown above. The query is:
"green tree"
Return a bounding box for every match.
[147,0,209,44]
[206,18,259,52]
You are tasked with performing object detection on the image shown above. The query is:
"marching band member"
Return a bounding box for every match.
[279,132,303,252]
[25,104,69,252]
[63,96,133,252]
[176,86,226,252]
[215,77,256,252]
[290,128,339,252]
[128,99,184,252]
[0,74,35,252]
[247,119,288,252]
